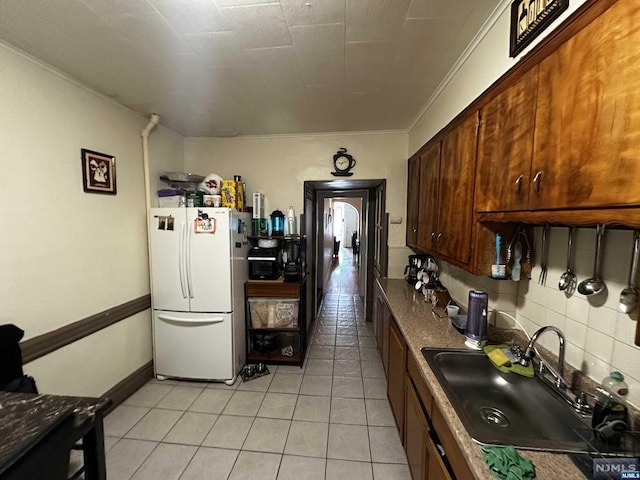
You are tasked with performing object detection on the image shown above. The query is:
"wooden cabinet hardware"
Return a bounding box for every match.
[532,171,542,195]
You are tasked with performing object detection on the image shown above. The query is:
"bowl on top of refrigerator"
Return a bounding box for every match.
[198,173,223,195]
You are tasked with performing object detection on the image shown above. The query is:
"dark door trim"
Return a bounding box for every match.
[303,179,387,323]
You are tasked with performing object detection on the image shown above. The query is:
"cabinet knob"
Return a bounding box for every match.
[437,233,442,246]
[532,171,543,194]
[515,175,524,195]
[431,232,435,247]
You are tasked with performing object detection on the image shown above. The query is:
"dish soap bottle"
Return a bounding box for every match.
[592,371,629,440]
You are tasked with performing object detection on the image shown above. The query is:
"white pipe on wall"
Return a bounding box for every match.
[141,114,160,291]
[141,114,160,378]
[142,113,160,214]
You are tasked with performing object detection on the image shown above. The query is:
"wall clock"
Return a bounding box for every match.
[331,147,356,177]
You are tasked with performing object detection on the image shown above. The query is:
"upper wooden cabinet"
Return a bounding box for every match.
[475,66,538,213]
[408,0,640,277]
[476,0,640,215]
[410,113,478,267]
[417,142,441,252]
[406,154,421,248]
[437,113,479,265]
[531,0,640,210]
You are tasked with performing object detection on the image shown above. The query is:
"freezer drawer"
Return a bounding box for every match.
[153,311,234,381]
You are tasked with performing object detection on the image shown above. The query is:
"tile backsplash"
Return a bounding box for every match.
[439,226,640,408]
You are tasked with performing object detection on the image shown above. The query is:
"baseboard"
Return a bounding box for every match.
[102,361,154,415]
[21,295,151,364]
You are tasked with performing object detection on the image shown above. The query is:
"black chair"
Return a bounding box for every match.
[0,324,38,393]
[351,232,360,255]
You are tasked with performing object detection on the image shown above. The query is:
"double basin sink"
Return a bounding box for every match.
[421,348,600,454]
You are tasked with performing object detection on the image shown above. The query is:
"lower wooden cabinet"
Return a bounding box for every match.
[432,403,474,480]
[374,283,390,375]
[405,374,429,480]
[426,435,453,480]
[405,372,454,480]
[387,318,406,438]
[376,282,474,479]
[405,356,474,480]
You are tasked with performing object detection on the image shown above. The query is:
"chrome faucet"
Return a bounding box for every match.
[518,325,592,415]
[524,325,566,389]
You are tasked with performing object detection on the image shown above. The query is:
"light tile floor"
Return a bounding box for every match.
[103,252,409,479]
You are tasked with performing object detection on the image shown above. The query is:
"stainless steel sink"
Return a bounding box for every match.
[421,347,596,453]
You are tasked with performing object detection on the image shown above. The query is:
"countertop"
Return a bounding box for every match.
[377,278,586,480]
[0,392,111,476]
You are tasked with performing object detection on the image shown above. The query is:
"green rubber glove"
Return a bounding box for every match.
[482,445,536,480]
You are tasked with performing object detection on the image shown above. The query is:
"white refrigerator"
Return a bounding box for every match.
[149,207,250,384]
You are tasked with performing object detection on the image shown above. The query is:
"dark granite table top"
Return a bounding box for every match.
[0,392,111,475]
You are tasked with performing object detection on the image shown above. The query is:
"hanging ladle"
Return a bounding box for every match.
[619,231,640,313]
[578,224,606,296]
[558,227,577,292]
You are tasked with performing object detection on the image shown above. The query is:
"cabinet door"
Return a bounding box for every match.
[375,295,384,353]
[417,142,441,252]
[426,435,453,480]
[374,285,390,374]
[381,301,390,375]
[532,0,640,209]
[404,375,428,480]
[432,403,474,480]
[475,67,538,212]
[406,154,421,248]
[438,113,479,264]
[387,319,406,436]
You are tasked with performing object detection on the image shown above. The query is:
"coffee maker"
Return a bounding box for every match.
[404,254,430,284]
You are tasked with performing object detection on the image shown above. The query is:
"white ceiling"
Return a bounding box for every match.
[0,0,501,137]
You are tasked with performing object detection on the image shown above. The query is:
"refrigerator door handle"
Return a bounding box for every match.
[186,221,194,298]
[178,222,188,299]
[157,314,225,325]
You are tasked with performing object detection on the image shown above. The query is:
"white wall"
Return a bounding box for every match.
[184,132,411,278]
[408,0,640,408]
[0,43,184,396]
[150,124,188,206]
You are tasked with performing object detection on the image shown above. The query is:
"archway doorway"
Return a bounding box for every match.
[330,199,363,294]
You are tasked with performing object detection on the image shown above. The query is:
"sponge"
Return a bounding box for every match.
[484,345,535,377]
[487,347,511,368]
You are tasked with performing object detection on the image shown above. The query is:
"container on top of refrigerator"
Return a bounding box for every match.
[253,193,265,219]
[198,173,223,194]
[158,188,185,207]
[221,179,244,211]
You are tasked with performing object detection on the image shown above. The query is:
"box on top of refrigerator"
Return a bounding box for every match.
[221,180,244,211]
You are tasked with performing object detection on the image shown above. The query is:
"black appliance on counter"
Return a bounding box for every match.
[248,247,281,280]
[282,238,302,282]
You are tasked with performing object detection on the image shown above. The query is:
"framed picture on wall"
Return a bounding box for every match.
[81,149,116,194]
[510,0,569,57]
